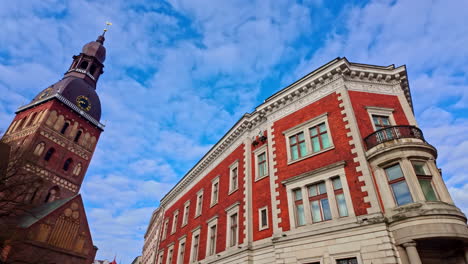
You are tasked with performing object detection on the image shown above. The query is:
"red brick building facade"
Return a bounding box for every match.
[143,58,468,264]
[0,34,108,264]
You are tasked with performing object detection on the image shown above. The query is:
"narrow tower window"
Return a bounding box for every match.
[63,158,73,171]
[79,60,89,70]
[60,122,70,134]
[74,130,82,143]
[44,148,55,161]
[89,64,97,75]
[45,187,59,203]
[27,112,38,126]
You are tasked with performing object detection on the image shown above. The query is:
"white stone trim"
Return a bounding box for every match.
[284,165,355,230]
[189,227,201,263]
[176,236,187,264]
[336,87,380,214]
[182,200,190,227]
[225,203,240,249]
[206,216,219,258]
[228,160,239,194]
[258,206,269,231]
[253,144,269,181]
[166,244,174,264]
[267,124,281,233]
[365,106,396,131]
[171,210,179,234]
[210,176,220,207]
[282,113,334,164]
[194,189,203,218]
[330,252,363,264]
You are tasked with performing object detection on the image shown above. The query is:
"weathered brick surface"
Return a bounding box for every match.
[158,144,245,263]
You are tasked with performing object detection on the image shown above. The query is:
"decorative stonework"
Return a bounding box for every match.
[24,163,78,192]
[1,125,39,143]
[40,130,67,147]
[160,58,410,207]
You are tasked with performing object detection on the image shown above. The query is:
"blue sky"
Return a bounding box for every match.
[1,0,467,262]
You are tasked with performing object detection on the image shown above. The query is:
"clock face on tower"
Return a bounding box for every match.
[76,95,92,111]
[38,87,53,99]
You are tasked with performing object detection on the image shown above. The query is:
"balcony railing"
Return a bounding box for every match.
[364,125,425,150]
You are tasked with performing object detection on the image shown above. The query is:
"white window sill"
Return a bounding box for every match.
[287,146,335,165]
[210,201,218,208]
[254,174,269,182]
[228,188,238,195]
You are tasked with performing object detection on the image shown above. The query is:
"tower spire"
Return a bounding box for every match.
[97,22,112,44]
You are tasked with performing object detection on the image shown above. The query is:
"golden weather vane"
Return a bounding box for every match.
[102,21,112,36]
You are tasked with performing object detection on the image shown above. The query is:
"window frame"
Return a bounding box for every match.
[258,206,269,231]
[225,202,240,248]
[182,201,190,227]
[176,236,186,264]
[162,219,169,240]
[284,164,355,229]
[171,210,179,234]
[384,162,414,206]
[206,216,218,257]
[411,160,439,201]
[308,182,332,223]
[166,244,174,264]
[253,144,269,181]
[283,113,334,164]
[210,176,220,207]
[189,226,201,263]
[195,189,203,218]
[365,106,395,131]
[228,161,239,194]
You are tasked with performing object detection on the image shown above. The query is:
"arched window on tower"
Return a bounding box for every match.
[60,122,70,134]
[33,142,45,156]
[45,187,60,203]
[79,61,89,70]
[89,64,97,75]
[15,119,25,132]
[63,158,73,171]
[72,163,82,176]
[74,130,82,143]
[27,112,38,126]
[44,148,55,161]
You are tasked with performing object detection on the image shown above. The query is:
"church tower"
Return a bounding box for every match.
[1,33,107,205]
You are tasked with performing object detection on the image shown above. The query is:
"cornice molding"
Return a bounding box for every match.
[160,58,410,208]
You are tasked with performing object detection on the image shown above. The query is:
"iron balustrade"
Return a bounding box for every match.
[364,125,425,150]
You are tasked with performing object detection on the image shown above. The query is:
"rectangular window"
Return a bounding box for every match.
[209,225,217,256]
[259,207,268,230]
[178,242,185,264]
[192,234,199,262]
[294,189,306,226]
[336,257,358,264]
[412,161,438,201]
[196,192,203,217]
[172,211,179,234]
[182,203,190,226]
[211,179,219,206]
[289,132,306,160]
[163,220,169,240]
[167,248,173,264]
[230,166,238,192]
[309,122,331,153]
[385,164,413,206]
[229,213,238,247]
[332,177,348,217]
[257,152,268,178]
[372,115,395,141]
[308,182,331,222]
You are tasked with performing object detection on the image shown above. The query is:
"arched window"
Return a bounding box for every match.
[79,61,89,70]
[60,122,70,134]
[15,119,25,131]
[74,130,82,143]
[89,64,97,75]
[63,158,73,171]
[27,112,38,126]
[73,163,82,176]
[44,148,55,161]
[45,187,59,203]
[33,142,45,156]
